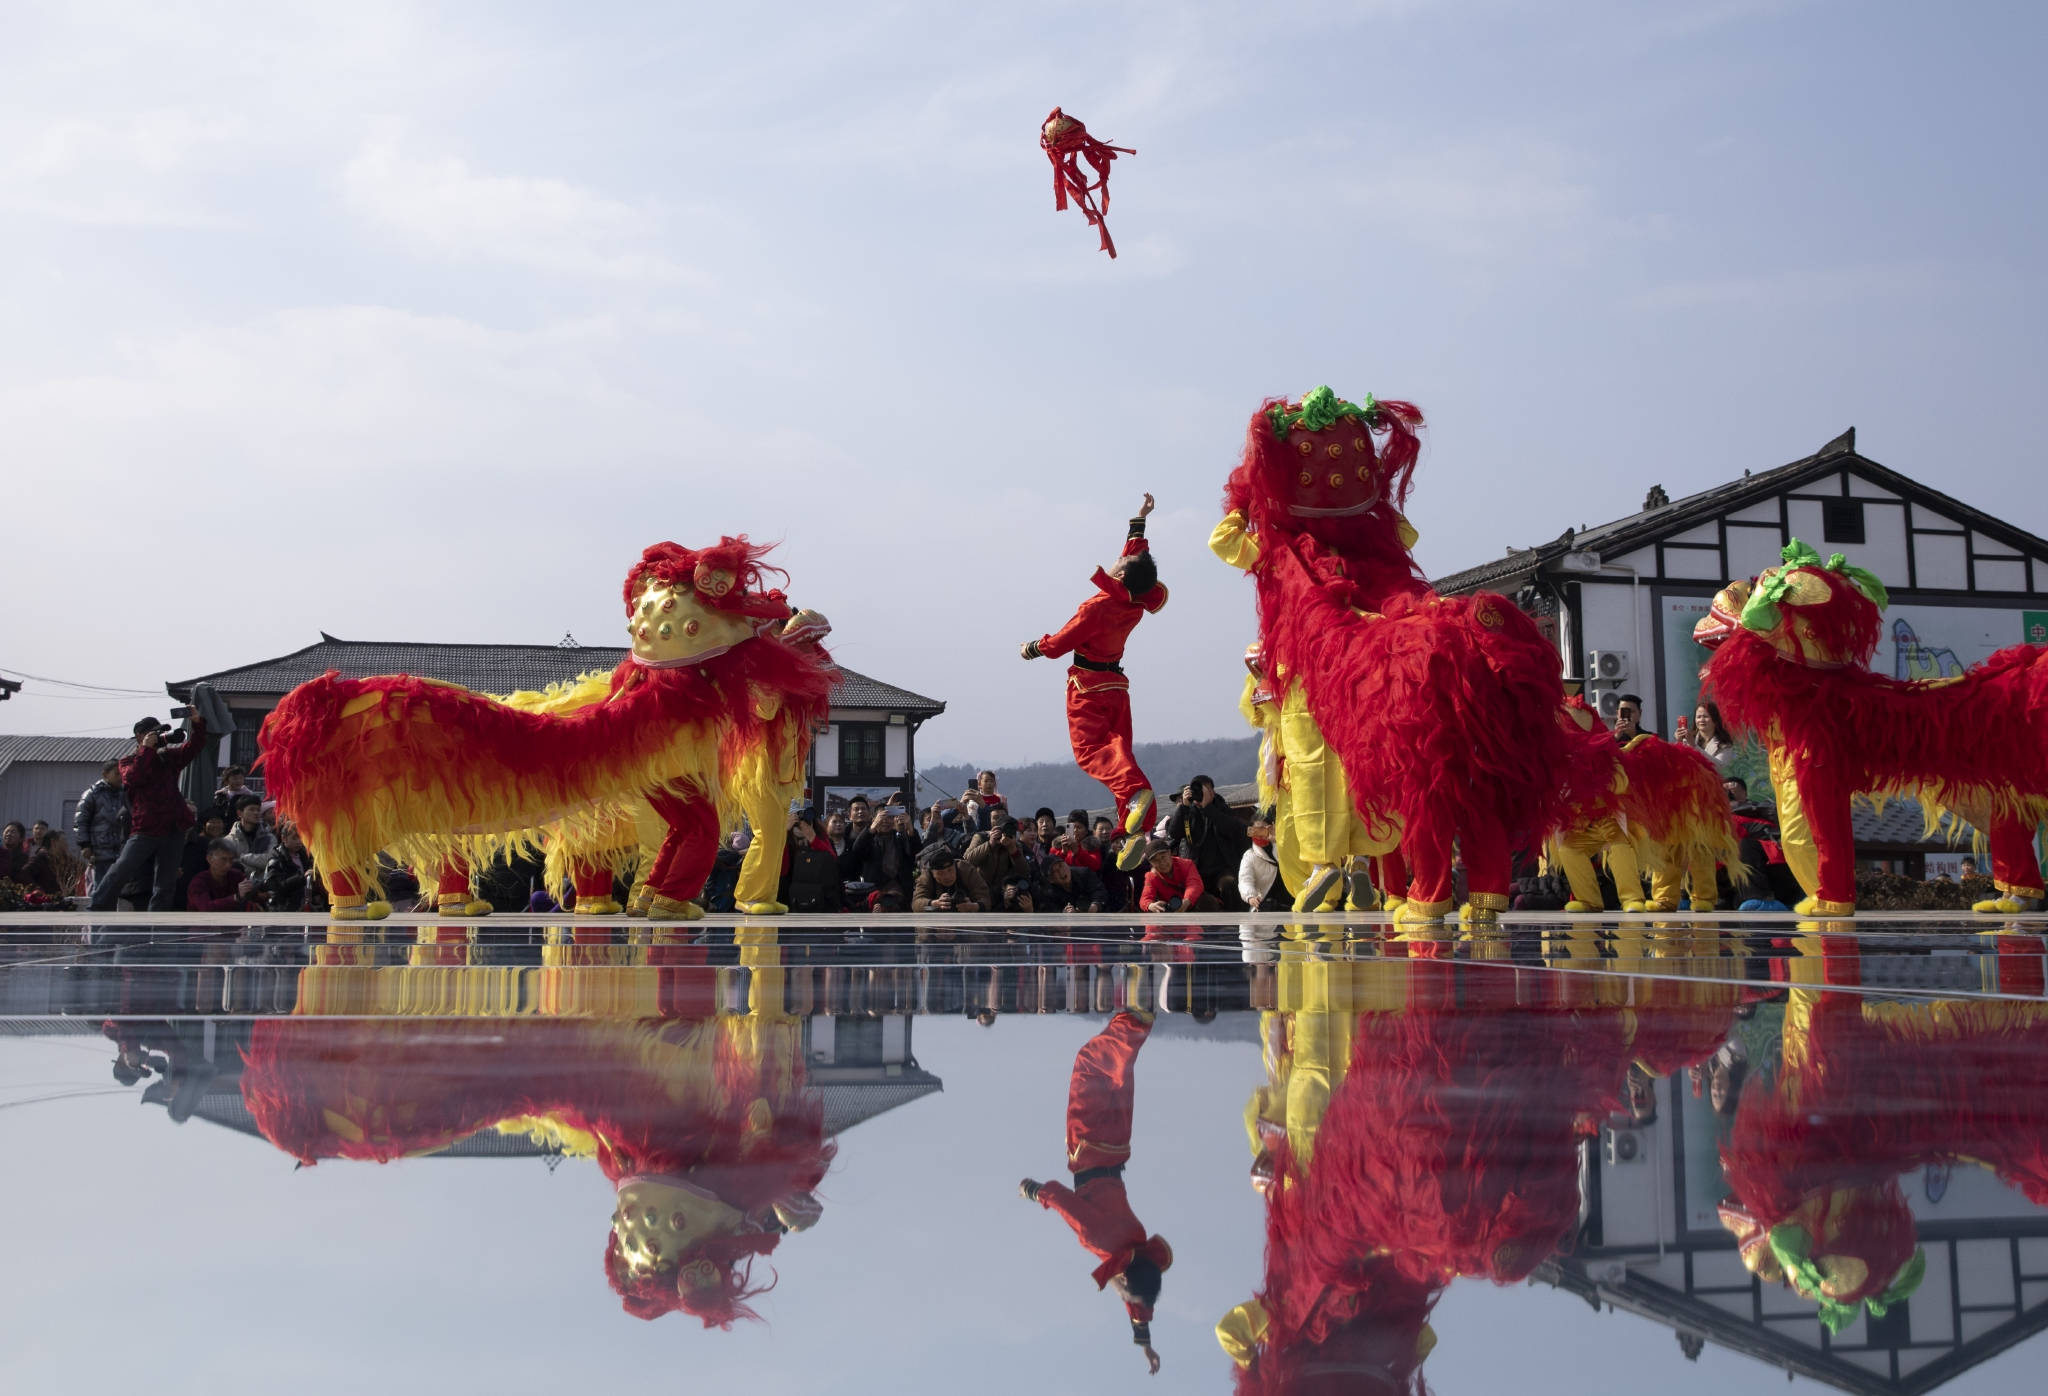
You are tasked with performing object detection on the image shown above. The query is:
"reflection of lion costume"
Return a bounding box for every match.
[242,925,829,1328]
[1715,936,2048,1331]
[1695,539,2048,915]
[260,537,833,919]
[1221,944,1739,1392]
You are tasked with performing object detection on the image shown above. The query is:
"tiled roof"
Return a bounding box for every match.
[0,735,135,780]
[1851,793,1974,847]
[168,638,943,716]
[1432,429,2048,596]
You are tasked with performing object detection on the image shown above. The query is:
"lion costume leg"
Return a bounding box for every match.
[428,855,492,917]
[1457,803,1512,925]
[1977,816,2047,914]
[642,789,719,920]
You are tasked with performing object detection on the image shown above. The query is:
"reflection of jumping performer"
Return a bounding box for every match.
[1022,495,1167,874]
[1021,1009,1173,1374]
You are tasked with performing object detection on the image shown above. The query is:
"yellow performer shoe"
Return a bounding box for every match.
[1344,874,1380,913]
[1974,896,2043,914]
[1115,837,1151,873]
[1793,895,1856,917]
[1563,899,1601,913]
[645,893,706,921]
[1381,895,1408,916]
[1294,865,1342,914]
[330,898,391,922]
[1123,789,1155,834]
[738,900,788,916]
[1460,892,1509,926]
[1619,899,1649,913]
[625,886,653,918]
[575,896,624,916]
[1392,898,1454,925]
[1690,900,1718,913]
[437,895,493,917]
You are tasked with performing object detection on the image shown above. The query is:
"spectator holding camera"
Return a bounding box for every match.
[1167,775,1250,909]
[845,801,918,905]
[1138,839,1221,913]
[966,817,1036,911]
[87,712,208,912]
[185,838,267,912]
[912,844,992,912]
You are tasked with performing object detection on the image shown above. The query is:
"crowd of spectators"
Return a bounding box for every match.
[733,770,1258,917]
[0,716,330,913]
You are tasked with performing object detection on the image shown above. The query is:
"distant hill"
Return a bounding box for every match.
[918,736,1260,818]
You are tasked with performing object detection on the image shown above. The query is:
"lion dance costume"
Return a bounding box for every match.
[239,923,830,1327]
[1695,539,2048,916]
[260,537,834,920]
[1212,387,1613,923]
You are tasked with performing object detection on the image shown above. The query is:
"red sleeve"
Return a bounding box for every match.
[1037,593,1107,661]
[1138,869,1165,909]
[1062,848,1102,871]
[1179,857,1204,904]
[162,717,208,773]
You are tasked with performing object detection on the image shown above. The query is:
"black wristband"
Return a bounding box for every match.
[1131,1320,1151,1346]
[1127,517,1147,539]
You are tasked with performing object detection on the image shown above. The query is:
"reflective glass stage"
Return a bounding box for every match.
[3,911,2046,1395]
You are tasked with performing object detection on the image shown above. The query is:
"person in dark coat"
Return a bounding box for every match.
[88,713,207,912]
[72,763,130,891]
[1166,776,1251,910]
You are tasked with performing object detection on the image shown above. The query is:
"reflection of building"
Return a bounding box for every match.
[15,1014,940,1156]
[1535,1072,2048,1392]
[1435,428,2048,736]
[165,634,945,810]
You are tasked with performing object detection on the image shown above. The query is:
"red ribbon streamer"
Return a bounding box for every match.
[1041,107,1134,259]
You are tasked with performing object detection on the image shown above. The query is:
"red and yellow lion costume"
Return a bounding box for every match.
[260,537,834,919]
[1694,539,2048,915]
[1212,387,1627,922]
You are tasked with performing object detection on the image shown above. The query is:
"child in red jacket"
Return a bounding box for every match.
[1021,1009,1172,1373]
[1022,495,1166,873]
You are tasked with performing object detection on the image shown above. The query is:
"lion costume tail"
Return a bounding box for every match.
[1619,736,1747,886]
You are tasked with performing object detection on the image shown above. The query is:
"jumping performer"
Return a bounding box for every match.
[1023,495,1167,873]
[1021,1008,1173,1374]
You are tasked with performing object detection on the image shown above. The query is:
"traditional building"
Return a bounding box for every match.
[1434,428,2048,739]
[165,634,945,813]
[0,735,133,839]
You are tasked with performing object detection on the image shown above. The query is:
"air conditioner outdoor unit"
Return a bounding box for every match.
[1603,1126,1642,1166]
[1588,650,1629,684]
[1596,689,1623,721]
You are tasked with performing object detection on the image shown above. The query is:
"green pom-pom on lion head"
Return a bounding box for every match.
[1264,385,1381,441]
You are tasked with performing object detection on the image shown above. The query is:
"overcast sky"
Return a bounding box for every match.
[5,1,2044,763]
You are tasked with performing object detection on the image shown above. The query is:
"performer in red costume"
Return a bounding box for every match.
[1023,495,1167,874]
[1021,1009,1174,1374]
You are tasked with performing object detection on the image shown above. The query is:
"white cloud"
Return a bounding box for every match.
[0,111,246,226]
[341,125,698,283]
[1624,263,1947,313]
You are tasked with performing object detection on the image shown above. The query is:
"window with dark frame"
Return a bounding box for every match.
[839,723,885,780]
[1821,499,1865,546]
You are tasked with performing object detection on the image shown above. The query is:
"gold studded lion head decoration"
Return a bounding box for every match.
[621,536,795,667]
[1691,539,1887,670]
